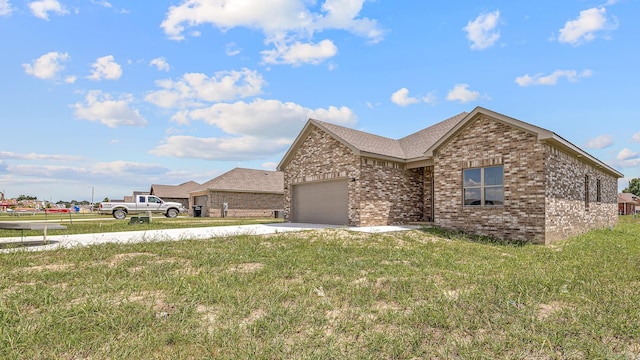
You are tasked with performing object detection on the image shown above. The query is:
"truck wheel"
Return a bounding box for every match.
[166,208,179,218]
[113,209,127,220]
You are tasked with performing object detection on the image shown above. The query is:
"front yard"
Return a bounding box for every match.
[1,217,639,359]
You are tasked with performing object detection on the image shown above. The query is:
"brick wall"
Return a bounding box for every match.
[423,167,434,222]
[543,145,618,242]
[282,125,425,226]
[433,115,547,242]
[282,126,360,225]
[205,191,283,218]
[432,115,618,243]
[358,160,424,226]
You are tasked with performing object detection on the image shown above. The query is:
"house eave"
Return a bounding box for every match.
[542,134,624,178]
[278,119,361,170]
[359,151,406,163]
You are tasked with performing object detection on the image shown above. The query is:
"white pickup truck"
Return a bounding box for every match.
[98,195,186,219]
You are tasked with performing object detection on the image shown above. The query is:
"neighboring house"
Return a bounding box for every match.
[150,181,201,208]
[123,191,150,203]
[189,168,284,218]
[618,193,639,215]
[278,107,623,244]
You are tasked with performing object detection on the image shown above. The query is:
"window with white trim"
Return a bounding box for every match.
[463,165,504,206]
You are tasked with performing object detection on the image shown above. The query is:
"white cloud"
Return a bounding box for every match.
[464,10,501,50]
[149,57,170,71]
[617,148,639,161]
[0,151,84,162]
[515,69,592,86]
[188,98,356,138]
[29,0,68,20]
[72,90,148,128]
[64,75,76,84]
[91,161,168,176]
[632,132,640,142]
[558,7,617,46]
[585,135,613,149]
[1,0,13,16]
[446,84,480,103]
[261,39,338,66]
[390,88,437,107]
[151,98,357,160]
[149,135,292,161]
[160,0,384,65]
[22,51,70,79]
[226,42,241,56]
[170,110,190,125]
[145,68,265,108]
[88,55,122,80]
[391,88,420,107]
[91,0,112,8]
[617,159,640,169]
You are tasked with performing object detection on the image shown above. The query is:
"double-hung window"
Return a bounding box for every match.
[463,165,504,206]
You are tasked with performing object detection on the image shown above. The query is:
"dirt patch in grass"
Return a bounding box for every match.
[24,263,74,272]
[240,308,266,327]
[107,252,156,267]
[536,301,567,320]
[196,305,221,332]
[126,290,177,317]
[229,262,264,273]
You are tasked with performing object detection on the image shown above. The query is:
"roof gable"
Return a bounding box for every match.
[424,107,623,178]
[150,181,201,199]
[398,112,467,159]
[278,113,467,169]
[278,107,623,179]
[196,168,284,193]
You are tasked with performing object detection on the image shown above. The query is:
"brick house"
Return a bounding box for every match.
[278,107,623,244]
[618,193,639,215]
[149,181,201,209]
[188,168,284,218]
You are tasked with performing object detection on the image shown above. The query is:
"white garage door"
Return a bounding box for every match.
[292,180,349,225]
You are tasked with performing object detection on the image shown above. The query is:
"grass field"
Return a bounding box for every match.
[1,217,639,359]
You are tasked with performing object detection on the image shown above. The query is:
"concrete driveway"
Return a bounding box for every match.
[0,223,421,253]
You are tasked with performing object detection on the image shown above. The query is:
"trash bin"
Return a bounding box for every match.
[193,205,202,217]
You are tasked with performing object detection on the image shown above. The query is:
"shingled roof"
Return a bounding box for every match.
[278,106,623,179]
[150,181,201,199]
[618,192,640,204]
[279,111,467,166]
[197,168,284,194]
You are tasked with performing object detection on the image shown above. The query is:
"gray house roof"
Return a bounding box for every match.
[194,168,284,194]
[278,106,623,178]
[618,192,640,204]
[150,181,201,199]
[298,112,467,162]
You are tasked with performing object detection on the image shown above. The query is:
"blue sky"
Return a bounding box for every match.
[1,0,638,202]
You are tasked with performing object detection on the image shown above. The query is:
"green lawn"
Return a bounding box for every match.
[1,217,639,359]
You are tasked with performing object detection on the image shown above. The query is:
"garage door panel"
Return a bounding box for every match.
[293,180,348,225]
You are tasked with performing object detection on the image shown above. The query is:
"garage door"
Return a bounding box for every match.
[292,180,348,225]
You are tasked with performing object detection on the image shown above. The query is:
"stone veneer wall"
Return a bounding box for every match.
[282,126,360,225]
[433,116,547,243]
[358,160,424,226]
[205,191,283,218]
[543,145,618,242]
